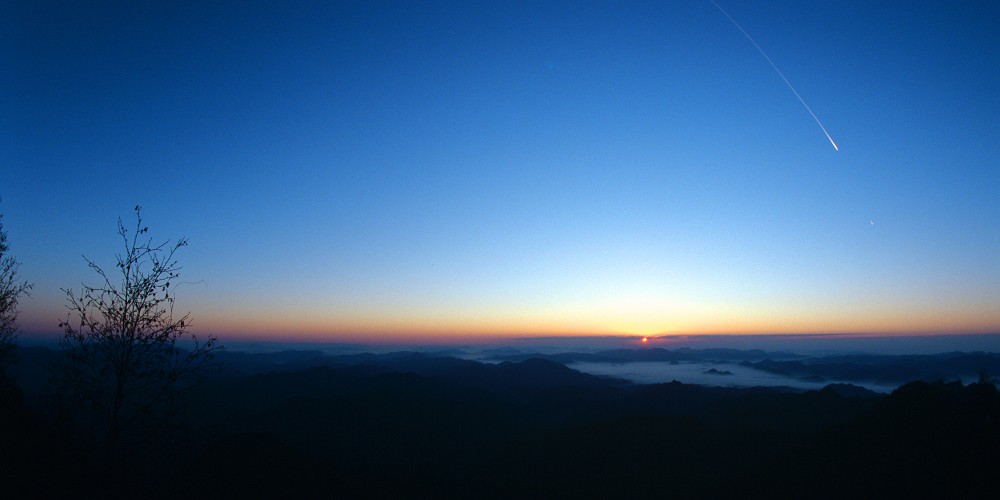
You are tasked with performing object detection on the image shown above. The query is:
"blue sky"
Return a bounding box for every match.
[4,1,999,341]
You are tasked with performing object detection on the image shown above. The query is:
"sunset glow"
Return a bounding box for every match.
[6,1,1000,344]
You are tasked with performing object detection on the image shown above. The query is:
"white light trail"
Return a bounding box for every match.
[710,0,839,151]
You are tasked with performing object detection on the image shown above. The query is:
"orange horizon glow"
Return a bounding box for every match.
[184,313,1000,344]
[18,293,1000,345]
[19,317,1000,345]
[195,328,1000,347]
[179,304,1000,343]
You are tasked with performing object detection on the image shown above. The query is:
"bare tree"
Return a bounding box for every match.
[0,208,32,383]
[55,206,220,466]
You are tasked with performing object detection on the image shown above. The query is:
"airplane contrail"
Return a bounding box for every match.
[709,0,839,151]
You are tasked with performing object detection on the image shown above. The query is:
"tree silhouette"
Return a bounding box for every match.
[54,206,220,467]
[978,368,996,386]
[0,208,32,385]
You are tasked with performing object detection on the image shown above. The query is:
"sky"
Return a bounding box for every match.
[4,0,1000,343]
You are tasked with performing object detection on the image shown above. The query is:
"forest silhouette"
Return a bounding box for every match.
[4,347,1000,498]
[2,209,999,498]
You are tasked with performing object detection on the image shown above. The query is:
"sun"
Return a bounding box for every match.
[641,336,649,344]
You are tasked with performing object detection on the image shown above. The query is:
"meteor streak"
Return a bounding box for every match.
[710,0,839,151]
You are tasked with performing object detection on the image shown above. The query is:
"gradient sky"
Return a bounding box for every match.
[4,0,999,342]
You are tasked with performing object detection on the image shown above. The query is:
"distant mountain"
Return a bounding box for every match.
[704,368,734,375]
[818,383,881,399]
[778,380,1000,498]
[487,347,800,363]
[743,352,1000,385]
[331,354,630,390]
[9,345,1000,498]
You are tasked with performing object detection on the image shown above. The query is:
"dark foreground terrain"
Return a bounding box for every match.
[3,348,1000,498]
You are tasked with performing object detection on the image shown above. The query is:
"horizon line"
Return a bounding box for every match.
[16,329,1000,347]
